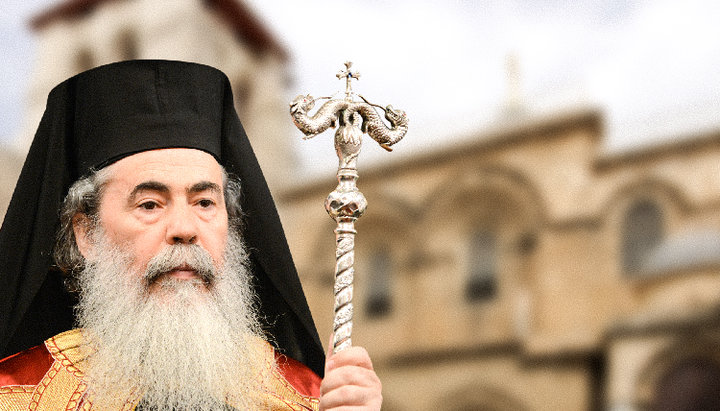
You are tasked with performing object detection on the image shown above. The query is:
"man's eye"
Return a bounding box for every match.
[198,199,215,208]
[139,201,158,210]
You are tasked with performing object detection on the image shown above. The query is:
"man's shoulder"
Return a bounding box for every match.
[0,343,55,387]
[256,339,321,409]
[273,348,322,398]
[0,328,85,390]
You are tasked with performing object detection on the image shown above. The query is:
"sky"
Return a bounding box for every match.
[2,0,720,171]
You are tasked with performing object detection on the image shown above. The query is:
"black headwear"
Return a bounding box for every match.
[0,60,325,376]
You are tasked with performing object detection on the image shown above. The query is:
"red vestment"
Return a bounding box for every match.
[0,329,320,410]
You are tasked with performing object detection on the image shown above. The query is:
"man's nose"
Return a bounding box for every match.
[166,204,198,245]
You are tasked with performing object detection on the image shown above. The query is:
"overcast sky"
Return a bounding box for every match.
[3,0,720,170]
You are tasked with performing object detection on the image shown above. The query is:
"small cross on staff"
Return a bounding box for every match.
[336,61,361,101]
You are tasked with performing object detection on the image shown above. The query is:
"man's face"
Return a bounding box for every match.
[72,149,266,409]
[77,148,229,287]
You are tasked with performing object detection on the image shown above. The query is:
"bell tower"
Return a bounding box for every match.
[17,0,296,192]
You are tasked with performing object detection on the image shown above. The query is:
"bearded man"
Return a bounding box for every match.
[0,60,381,410]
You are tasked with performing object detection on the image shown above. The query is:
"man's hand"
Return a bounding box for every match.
[319,337,382,410]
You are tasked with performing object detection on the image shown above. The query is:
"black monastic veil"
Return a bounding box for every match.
[0,60,325,377]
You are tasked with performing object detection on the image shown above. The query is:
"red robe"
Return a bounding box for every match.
[0,329,320,410]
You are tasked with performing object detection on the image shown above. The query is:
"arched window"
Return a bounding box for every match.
[466,229,498,301]
[118,30,139,60]
[622,200,664,273]
[365,248,392,318]
[75,49,94,73]
[232,78,251,120]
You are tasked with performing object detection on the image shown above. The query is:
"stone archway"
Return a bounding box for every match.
[634,336,720,411]
[651,356,720,411]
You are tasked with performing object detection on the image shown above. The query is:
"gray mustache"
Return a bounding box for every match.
[144,244,216,287]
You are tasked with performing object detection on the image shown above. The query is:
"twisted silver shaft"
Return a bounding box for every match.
[325,168,366,353]
[333,221,355,353]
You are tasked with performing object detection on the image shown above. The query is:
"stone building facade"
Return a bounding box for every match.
[280,109,720,410]
[13,1,720,409]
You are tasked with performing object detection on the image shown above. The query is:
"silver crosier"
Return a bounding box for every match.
[289,62,408,353]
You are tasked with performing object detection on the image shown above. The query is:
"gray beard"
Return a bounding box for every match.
[75,230,271,410]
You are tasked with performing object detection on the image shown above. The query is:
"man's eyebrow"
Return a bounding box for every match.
[129,181,170,201]
[187,181,222,196]
[126,181,222,205]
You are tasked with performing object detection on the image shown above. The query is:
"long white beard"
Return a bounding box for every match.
[75,230,271,410]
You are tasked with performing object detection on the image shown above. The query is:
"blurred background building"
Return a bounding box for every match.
[285,110,720,411]
[4,0,720,410]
